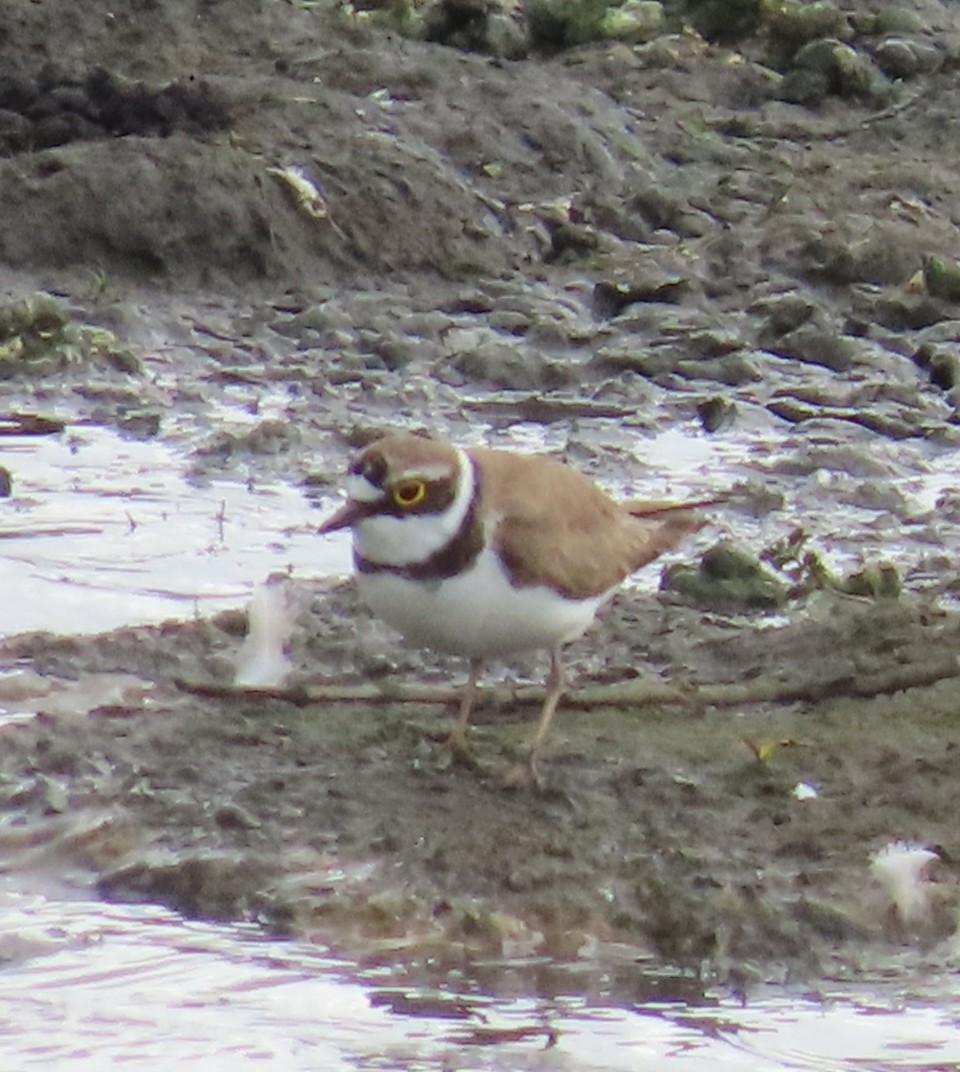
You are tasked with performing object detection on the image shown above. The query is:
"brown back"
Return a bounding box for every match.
[472,448,706,600]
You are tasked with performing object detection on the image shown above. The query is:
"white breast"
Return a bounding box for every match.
[357,542,613,658]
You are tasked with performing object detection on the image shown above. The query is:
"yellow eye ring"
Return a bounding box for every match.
[392,479,426,508]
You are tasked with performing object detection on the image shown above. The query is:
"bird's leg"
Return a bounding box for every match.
[504,646,567,789]
[531,646,567,758]
[445,656,484,759]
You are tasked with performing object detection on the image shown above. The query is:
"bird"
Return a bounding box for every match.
[318,432,714,783]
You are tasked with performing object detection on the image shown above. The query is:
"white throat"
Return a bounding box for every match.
[354,448,476,567]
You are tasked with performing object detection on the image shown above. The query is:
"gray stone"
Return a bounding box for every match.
[445,341,577,390]
[766,323,857,372]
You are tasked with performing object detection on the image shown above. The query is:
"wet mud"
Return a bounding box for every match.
[4,582,960,985]
[3,0,960,991]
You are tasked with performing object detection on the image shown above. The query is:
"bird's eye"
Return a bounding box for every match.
[393,479,426,508]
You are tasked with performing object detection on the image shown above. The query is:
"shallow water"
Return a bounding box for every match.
[0,425,347,635]
[3,414,960,637]
[1,889,959,1071]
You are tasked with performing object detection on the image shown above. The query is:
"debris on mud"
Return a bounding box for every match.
[0,293,140,378]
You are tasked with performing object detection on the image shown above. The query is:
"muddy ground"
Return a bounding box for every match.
[4,0,960,990]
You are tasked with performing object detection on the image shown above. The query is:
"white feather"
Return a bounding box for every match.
[234,578,293,688]
[870,841,938,925]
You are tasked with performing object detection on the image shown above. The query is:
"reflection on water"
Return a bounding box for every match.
[0,427,350,636]
[0,889,958,1071]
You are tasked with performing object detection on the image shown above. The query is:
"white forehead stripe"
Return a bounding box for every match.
[345,473,382,503]
[398,462,454,482]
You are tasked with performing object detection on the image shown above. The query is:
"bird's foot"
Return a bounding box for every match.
[500,753,544,791]
[427,723,482,771]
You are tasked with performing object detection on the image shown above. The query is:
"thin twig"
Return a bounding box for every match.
[175,652,960,713]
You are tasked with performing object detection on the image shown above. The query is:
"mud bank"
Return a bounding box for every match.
[4,0,960,989]
[3,583,960,985]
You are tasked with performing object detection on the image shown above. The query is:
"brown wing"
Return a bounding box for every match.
[473,448,708,600]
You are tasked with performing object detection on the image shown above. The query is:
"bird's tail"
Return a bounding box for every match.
[623,496,723,519]
[624,497,721,570]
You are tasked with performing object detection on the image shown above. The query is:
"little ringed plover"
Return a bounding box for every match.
[319,432,714,780]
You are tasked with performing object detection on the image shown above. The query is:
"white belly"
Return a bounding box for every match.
[357,544,612,658]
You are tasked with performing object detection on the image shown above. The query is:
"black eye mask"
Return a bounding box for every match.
[350,450,388,489]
